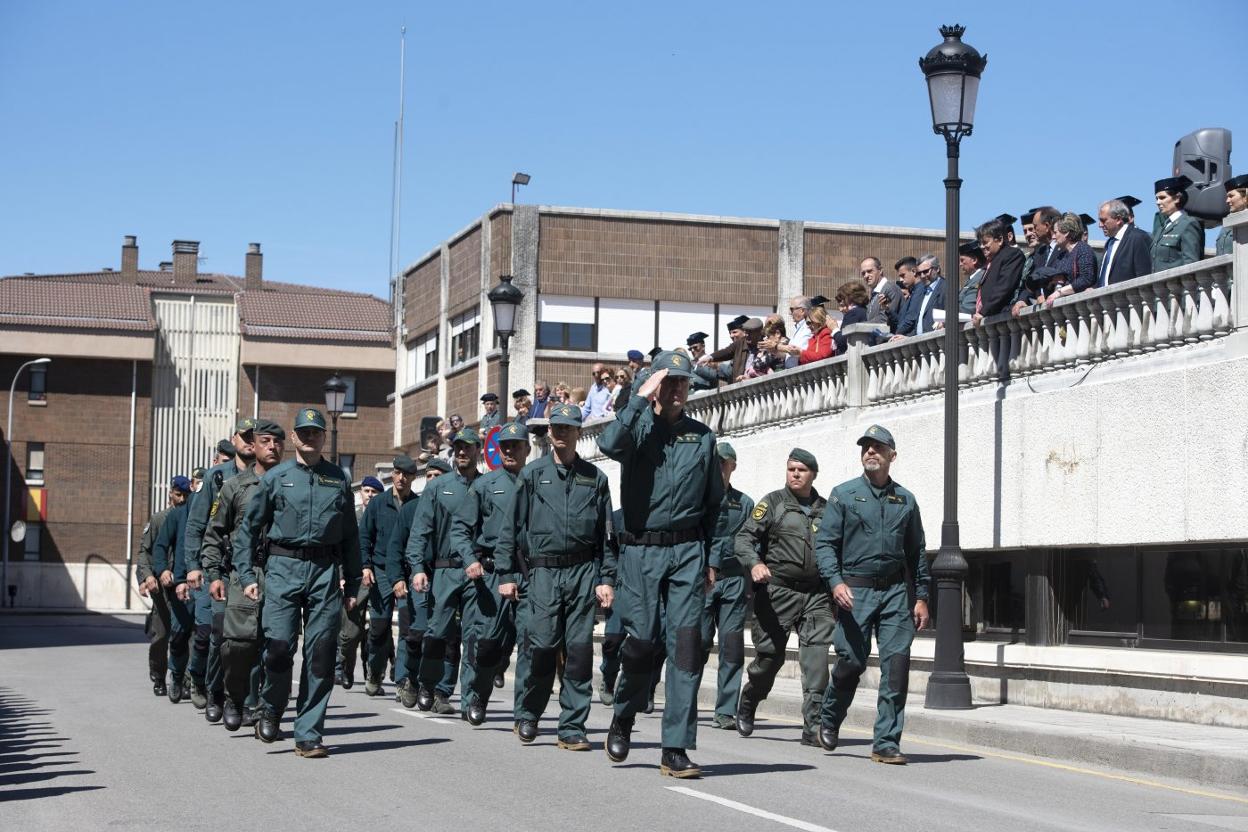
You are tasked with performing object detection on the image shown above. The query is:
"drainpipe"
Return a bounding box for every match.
[124,358,137,610]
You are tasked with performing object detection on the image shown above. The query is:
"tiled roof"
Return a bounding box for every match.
[237,291,391,342]
[0,278,155,331]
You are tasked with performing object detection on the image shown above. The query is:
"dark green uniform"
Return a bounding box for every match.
[234,454,362,744]
[200,468,265,714]
[1215,226,1232,256]
[1151,211,1204,271]
[700,485,753,721]
[448,465,521,715]
[136,507,174,686]
[736,486,834,736]
[357,490,414,688]
[598,381,722,751]
[495,451,613,741]
[816,474,929,754]
[152,502,193,689]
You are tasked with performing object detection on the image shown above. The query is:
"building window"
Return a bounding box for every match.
[449,307,481,366]
[28,364,47,402]
[965,552,1025,636]
[341,375,357,414]
[26,443,45,482]
[597,298,656,355]
[537,295,595,351]
[405,330,438,386]
[23,522,41,561]
[338,454,355,483]
[658,301,716,353]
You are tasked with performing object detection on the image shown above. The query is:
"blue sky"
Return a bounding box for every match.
[2,1,1245,299]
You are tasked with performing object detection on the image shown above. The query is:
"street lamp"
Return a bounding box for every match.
[919,24,985,710]
[511,172,531,204]
[3,357,52,607]
[488,274,524,419]
[322,371,348,466]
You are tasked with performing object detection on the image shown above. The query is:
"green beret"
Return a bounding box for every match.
[654,350,695,379]
[191,467,207,480]
[548,403,583,427]
[498,422,528,442]
[294,408,327,431]
[252,419,286,441]
[392,454,419,474]
[215,439,236,458]
[452,427,481,446]
[426,458,452,473]
[788,447,818,472]
[857,424,896,450]
[716,442,737,461]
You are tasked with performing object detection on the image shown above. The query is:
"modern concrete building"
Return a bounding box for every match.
[0,237,394,610]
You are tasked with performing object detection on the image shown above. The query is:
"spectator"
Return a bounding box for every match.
[1116,195,1142,226]
[799,305,834,364]
[626,350,645,374]
[972,217,1026,324]
[747,316,787,379]
[685,332,717,391]
[582,362,613,420]
[831,279,871,355]
[861,257,902,331]
[1217,175,1248,255]
[1097,199,1153,286]
[737,318,772,381]
[957,242,986,316]
[1028,207,1062,276]
[447,414,464,437]
[892,256,928,338]
[553,381,571,403]
[1036,212,1098,305]
[995,213,1019,248]
[570,386,588,408]
[774,296,812,369]
[530,381,551,419]
[686,331,709,361]
[915,254,946,335]
[699,315,750,382]
[1151,175,1203,271]
[612,367,633,410]
[479,392,502,434]
[513,389,532,426]
[1020,209,1038,248]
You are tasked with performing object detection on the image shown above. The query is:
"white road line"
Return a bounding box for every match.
[666,786,837,832]
[390,707,455,725]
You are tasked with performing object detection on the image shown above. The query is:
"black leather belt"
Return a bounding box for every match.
[432,558,464,569]
[842,569,903,590]
[618,527,703,546]
[768,574,824,593]
[528,551,595,569]
[269,543,337,561]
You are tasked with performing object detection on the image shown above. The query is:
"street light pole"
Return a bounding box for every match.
[322,372,348,468]
[3,357,52,607]
[920,24,985,710]
[488,274,524,420]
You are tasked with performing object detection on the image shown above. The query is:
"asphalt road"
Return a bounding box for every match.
[2,614,1246,831]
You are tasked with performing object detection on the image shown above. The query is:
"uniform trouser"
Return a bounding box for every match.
[260,555,342,743]
[145,588,172,680]
[363,578,398,683]
[613,541,706,750]
[221,569,265,710]
[167,588,196,683]
[821,582,915,753]
[189,585,225,695]
[417,567,473,699]
[743,581,835,733]
[460,570,515,710]
[699,573,750,717]
[397,584,458,695]
[514,562,597,740]
[600,605,624,684]
[338,581,371,677]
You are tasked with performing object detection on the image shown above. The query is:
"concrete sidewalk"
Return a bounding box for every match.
[691,673,1248,792]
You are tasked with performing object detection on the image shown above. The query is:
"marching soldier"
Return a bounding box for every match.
[405,427,482,715]
[448,421,530,724]
[151,475,194,703]
[734,449,833,747]
[233,408,363,758]
[135,478,188,696]
[816,425,930,765]
[700,442,754,730]
[388,457,457,709]
[183,418,256,722]
[357,456,421,696]
[598,350,722,778]
[496,404,613,750]
[199,419,285,731]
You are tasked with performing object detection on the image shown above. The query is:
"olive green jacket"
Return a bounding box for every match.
[736,487,826,584]
[200,468,261,583]
[135,506,173,583]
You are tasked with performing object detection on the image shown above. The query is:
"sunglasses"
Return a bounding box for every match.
[916,268,932,276]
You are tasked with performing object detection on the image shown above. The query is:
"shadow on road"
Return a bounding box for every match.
[0,614,146,651]
[701,762,818,776]
[0,686,101,802]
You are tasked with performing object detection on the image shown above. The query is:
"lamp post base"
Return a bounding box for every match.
[925,670,973,710]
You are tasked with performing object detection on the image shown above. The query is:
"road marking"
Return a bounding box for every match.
[390,707,455,726]
[667,786,837,832]
[758,714,1248,807]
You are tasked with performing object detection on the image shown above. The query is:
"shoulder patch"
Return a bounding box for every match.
[574,474,596,487]
[752,501,768,521]
[209,498,220,518]
[317,475,343,487]
[886,495,906,504]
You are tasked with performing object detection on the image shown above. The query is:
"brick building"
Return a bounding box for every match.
[0,237,394,609]
[392,204,954,448]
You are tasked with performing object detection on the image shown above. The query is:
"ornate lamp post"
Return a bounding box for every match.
[322,372,348,465]
[919,24,985,710]
[3,357,52,606]
[488,274,524,419]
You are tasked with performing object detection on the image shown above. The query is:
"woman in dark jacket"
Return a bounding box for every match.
[831,279,871,355]
[971,217,1026,324]
[1041,212,1098,305]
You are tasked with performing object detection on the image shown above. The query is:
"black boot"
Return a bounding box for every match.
[255,711,282,743]
[241,707,260,728]
[222,698,242,732]
[295,740,329,758]
[493,672,505,689]
[416,685,434,711]
[514,719,538,744]
[659,748,702,778]
[605,716,633,763]
[818,724,839,751]
[152,680,167,697]
[736,693,757,737]
[205,691,224,724]
[167,677,184,704]
[466,697,486,726]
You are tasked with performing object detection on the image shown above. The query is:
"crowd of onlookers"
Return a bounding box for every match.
[413,178,1248,448]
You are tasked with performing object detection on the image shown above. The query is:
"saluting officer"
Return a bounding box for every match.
[816,425,930,765]
[496,404,613,750]
[388,458,457,710]
[151,475,194,703]
[183,418,256,723]
[357,455,420,696]
[405,427,482,715]
[448,421,531,724]
[199,419,285,731]
[135,478,188,696]
[598,350,722,779]
[700,442,754,731]
[234,408,363,758]
[734,448,833,746]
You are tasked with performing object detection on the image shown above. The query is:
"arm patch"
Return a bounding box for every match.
[751,501,768,521]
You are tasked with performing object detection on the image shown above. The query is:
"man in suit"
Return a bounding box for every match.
[862,257,903,332]
[914,254,946,335]
[972,218,1026,324]
[1097,199,1153,286]
[1012,207,1061,314]
[956,242,985,317]
[889,257,928,339]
